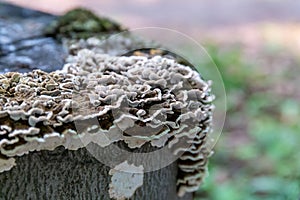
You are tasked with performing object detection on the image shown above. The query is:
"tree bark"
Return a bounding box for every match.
[0,3,66,73]
[0,146,192,200]
[0,3,192,200]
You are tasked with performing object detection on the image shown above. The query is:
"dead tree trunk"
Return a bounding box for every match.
[0,146,191,200]
[0,3,196,200]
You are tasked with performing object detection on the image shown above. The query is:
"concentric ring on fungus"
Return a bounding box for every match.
[0,49,214,197]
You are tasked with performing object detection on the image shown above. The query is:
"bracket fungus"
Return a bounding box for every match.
[0,5,215,199]
[0,49,214,197]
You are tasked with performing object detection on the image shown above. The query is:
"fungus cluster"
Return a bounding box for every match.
[65,35,158,57]
[0,49,214,197]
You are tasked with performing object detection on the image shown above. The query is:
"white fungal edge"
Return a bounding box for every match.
[108,161,144,200]
[0,125,125,173]
[0,157,16,173]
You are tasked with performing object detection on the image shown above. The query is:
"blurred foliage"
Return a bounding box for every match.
[195,42,300,200]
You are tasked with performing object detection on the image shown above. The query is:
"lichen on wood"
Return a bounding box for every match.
[44,8,125,40]
[109,161,144,200]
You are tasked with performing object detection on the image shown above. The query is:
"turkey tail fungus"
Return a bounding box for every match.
[0,3,214,200]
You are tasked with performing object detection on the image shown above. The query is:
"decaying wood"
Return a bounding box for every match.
[0,3,213,200]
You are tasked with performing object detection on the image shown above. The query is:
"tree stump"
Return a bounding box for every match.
[0,3,213,200]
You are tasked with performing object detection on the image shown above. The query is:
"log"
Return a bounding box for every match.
[0,3,213,200]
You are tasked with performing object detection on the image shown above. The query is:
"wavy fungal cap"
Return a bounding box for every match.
[0,49,214,196]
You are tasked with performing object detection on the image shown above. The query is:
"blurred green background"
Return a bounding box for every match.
[195,38,300,199]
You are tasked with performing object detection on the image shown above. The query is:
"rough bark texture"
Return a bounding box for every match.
[0,145,191,200]
[0,3,192,200]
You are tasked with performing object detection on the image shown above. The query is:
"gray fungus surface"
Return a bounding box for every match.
[0,48,214,197]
